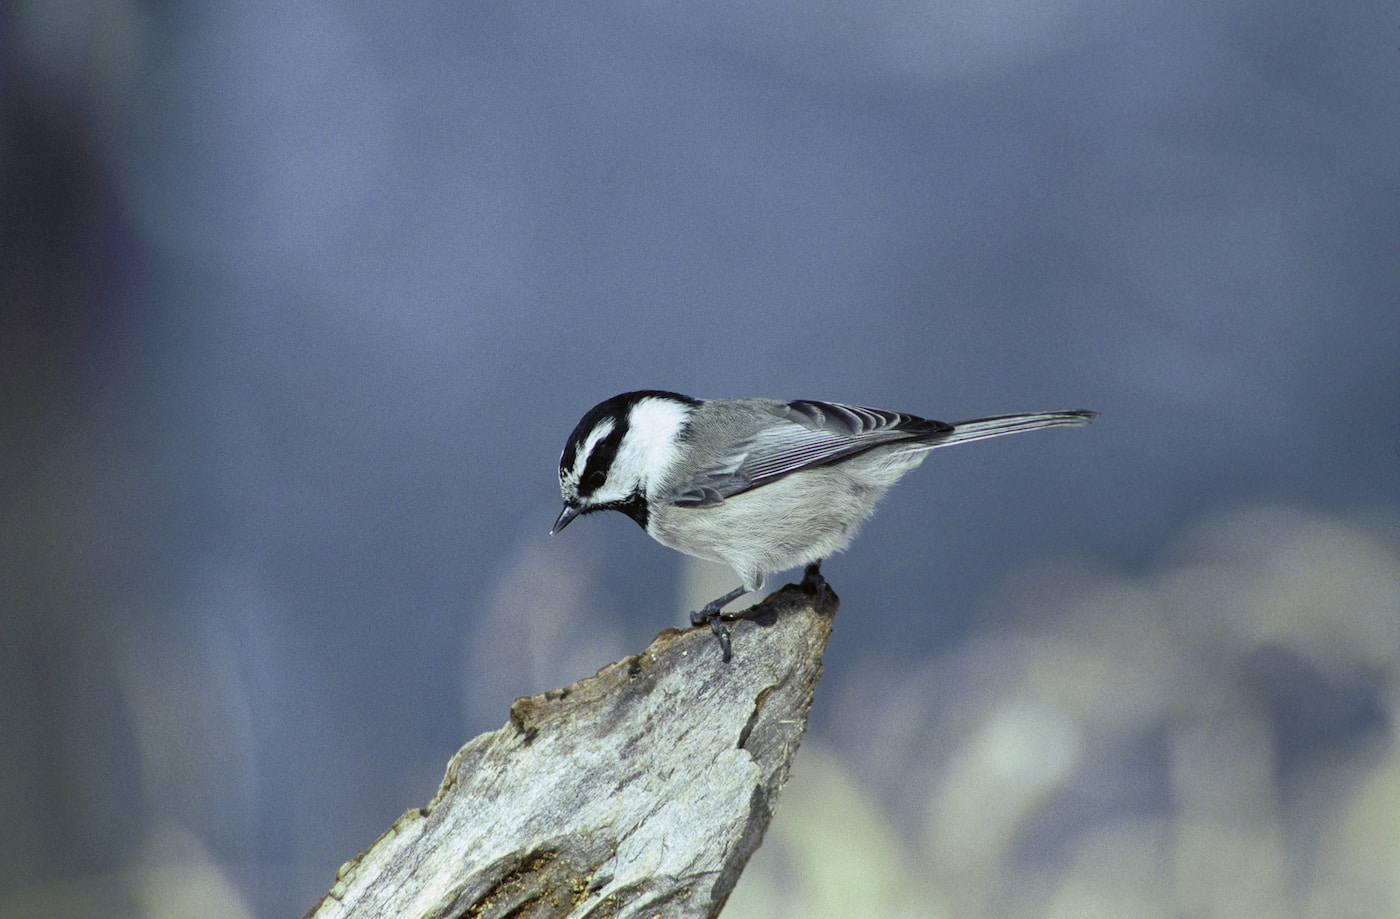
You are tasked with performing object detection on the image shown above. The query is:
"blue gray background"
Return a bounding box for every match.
[4,1,1398,916]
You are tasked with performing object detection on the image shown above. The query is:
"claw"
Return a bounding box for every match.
[710,617,732,663]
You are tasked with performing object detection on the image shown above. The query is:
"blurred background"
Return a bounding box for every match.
[3,0,1398,916]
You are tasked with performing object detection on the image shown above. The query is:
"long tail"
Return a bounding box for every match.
[922,409,1098,449]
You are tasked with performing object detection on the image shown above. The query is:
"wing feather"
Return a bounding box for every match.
[668,400,952,506]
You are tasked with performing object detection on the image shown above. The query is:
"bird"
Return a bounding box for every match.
[551,390,1096,661]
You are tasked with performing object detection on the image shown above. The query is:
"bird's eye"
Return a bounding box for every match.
[586,470,606,489]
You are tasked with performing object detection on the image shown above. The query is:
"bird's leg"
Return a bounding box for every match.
[690,585,747,663]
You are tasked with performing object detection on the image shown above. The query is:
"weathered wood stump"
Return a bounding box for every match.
[306,573,837,919]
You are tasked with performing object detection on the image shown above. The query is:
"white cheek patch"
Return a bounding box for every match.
[622,397,692,485]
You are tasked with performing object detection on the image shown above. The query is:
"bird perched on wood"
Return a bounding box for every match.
[552,391,1096,661]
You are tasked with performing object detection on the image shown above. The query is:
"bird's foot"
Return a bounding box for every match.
[690,585,747,663]
[801,560,830,604]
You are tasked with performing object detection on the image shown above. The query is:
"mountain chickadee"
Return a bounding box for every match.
[552,391,1097,661]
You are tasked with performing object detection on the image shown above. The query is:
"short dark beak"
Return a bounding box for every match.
[551,504,582,535]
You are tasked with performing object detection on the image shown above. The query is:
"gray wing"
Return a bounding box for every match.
[668,400,952,506]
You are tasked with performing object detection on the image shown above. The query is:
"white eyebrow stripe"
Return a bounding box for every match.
[582,417,615,461]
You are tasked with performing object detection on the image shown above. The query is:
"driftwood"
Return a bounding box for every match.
[306,572,837,919]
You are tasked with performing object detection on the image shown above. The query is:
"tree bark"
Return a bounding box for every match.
[305,574,837,919]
